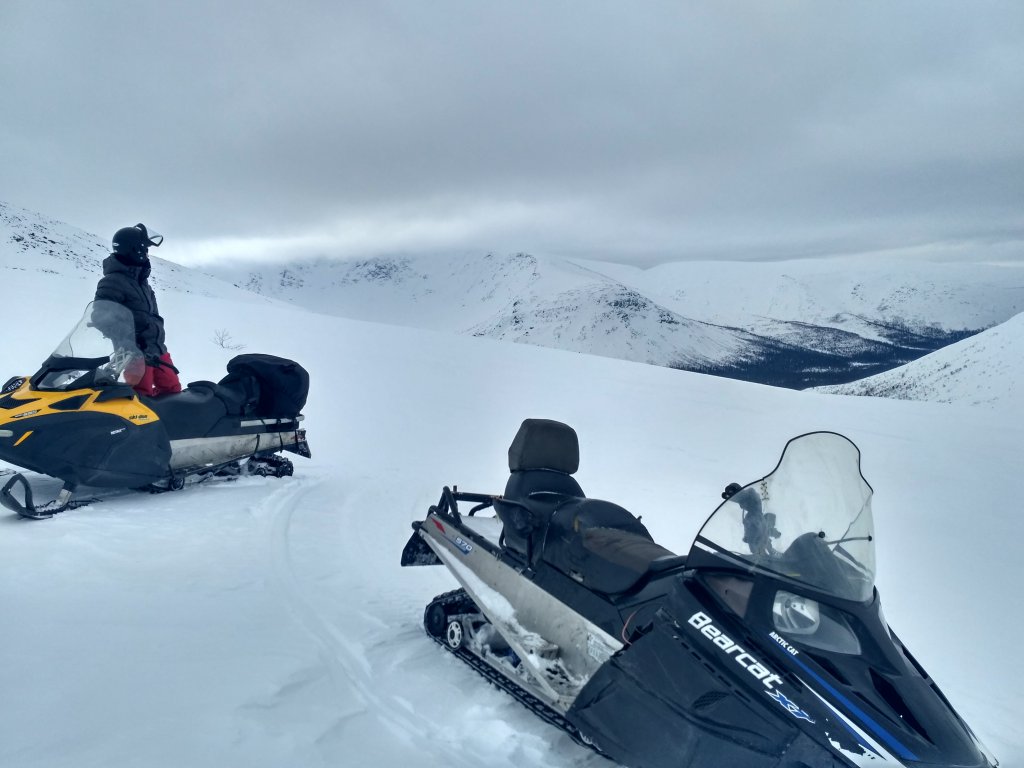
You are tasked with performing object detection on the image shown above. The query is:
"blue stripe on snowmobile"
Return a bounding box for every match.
[788,651,918,762]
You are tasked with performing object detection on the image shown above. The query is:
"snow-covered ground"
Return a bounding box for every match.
[1,209,1022,767]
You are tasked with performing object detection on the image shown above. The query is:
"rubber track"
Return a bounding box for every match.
[425,589,603,755]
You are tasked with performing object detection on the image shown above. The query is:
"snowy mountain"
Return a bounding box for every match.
[0,203,1022,767]
[814,311,1023,407]
[227,252,759,369]
[0,200,267,303]
[213,251,1024,388]
[0,201,286,376]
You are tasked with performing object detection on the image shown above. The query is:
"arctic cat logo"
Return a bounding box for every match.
[688,612,783,689]
[770,631,800,656]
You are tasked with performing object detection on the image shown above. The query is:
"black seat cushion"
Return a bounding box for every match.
[541,497,677,594]
[187,380,252,417]
[147,386,229,440]
[504,469,584,502]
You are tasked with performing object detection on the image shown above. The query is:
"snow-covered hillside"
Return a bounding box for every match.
[0,200,273,311]
[0,206,1022,767]
[213,250,1024,388]
[816,311,1023,407]
[224,252,759,369]
[589,255,1024,337]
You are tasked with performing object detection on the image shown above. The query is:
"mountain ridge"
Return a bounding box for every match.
[211,251,1023,388]
[5,200,1020,405]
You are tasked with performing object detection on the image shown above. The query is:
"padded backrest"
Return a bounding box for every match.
[508,419,579,474]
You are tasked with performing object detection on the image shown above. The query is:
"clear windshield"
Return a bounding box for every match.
[35,301,144,390]
[691,432,876,602]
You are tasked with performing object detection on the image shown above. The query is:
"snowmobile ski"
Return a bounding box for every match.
[3,453,297,520]
[1,475,95,519]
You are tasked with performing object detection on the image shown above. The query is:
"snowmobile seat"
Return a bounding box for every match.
[146,386,229,441]
[180,380,253,417]
[189,379,254,417]
[505,470,584,501]
[499,419,585,556]
[541,497,681,594]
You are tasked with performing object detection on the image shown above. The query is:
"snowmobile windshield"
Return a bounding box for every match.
[34,300,144,390]
[690,432,876,602]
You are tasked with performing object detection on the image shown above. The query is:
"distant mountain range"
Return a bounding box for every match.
[211,251,1024,389]
[4,199,1022,403]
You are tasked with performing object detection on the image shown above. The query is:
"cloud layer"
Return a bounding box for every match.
[3,1,1022,264]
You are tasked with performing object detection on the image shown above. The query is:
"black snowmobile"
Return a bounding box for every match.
[0,300,310,518]
[401,419,997,768]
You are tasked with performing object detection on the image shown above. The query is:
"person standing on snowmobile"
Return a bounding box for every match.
[94,223,182,397]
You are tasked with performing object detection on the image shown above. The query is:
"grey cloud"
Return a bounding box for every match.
[2,0,1022,264]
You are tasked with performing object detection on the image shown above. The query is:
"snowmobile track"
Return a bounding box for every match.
[424,588,607,758]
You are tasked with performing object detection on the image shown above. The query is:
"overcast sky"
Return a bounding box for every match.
[2,1,1022,266]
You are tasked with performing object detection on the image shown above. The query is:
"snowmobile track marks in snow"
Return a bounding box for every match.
[259,479,498,768]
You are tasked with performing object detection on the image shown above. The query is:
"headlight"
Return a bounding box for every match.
[773,591,820,634]
[773,590,861,655]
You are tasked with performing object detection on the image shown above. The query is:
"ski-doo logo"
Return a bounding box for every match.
[129,414,149,421]
[454,536,473,555]
[688,612,782,689]
[770,631,800,656]
[768,689,815,724]
[2,377,25,394]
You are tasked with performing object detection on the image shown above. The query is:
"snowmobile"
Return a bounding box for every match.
[401,419,997,768]
[0,300,310,519]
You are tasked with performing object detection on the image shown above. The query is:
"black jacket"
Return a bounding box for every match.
[94,254,168,358]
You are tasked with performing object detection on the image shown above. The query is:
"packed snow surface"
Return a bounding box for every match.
[1,205,1022,767]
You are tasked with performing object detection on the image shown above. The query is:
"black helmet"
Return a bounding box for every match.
[111,223,163,265]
